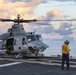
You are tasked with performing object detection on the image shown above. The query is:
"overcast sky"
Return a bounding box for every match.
[0,0,76,42]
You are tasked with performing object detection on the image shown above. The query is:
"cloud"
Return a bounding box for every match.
[53,0,76,2]
[41,32,74,41]
[32,8,75,41]
[69,34,76,40]
[42,33,63,40]
[42,26,54,33]
[40,9,73,35]
[60,35,74,41]
[46,9,60,20]
[0,0,42,17]
[0,0,9,3]
[54,22,73,35]
[43,9,74,36]
[10,0,32,2]
[57,15,70,19]
[0,0,42,32]
[0,0,75,42]
[47,9,60,17]
[29,9,74,36]
[10,0,76,3]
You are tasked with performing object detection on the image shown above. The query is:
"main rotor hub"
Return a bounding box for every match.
[14,14,23,24]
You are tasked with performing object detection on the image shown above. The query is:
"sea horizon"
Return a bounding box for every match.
[43,40,76,58]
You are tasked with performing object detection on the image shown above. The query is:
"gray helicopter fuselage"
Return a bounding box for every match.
[0,24,48,56]
[0,13,49,57]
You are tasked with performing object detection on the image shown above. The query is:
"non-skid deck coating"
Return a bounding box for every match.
[0,57,76,75]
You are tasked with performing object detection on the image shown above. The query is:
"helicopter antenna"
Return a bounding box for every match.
[33,29,36,34]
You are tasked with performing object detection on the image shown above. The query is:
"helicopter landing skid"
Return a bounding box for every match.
[15,53,23,58]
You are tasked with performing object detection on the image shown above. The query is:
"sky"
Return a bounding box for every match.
[0,0,76,43]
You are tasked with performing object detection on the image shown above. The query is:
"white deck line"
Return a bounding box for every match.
[0,62,22,67]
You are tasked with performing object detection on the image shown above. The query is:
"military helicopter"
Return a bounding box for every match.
[0,14,49,58]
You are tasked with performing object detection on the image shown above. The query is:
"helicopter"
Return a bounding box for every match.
[0,14,49,58]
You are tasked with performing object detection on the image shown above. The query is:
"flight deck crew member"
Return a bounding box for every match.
[61,40,70,70]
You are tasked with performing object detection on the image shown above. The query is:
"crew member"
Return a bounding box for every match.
[61,40,70,70]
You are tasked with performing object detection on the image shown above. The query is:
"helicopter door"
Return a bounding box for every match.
[6,38,14,51]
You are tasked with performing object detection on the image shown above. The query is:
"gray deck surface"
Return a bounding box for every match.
[0,58,76,75]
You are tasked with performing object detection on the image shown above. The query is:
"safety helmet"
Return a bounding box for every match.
[64,40,69,43]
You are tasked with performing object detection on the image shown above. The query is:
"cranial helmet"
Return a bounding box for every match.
[64,40,69,43]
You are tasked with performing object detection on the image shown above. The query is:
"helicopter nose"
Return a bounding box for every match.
[30,41,49,51]
[33,45,41,49]
[33,44,48,50]
[45,44,49,48]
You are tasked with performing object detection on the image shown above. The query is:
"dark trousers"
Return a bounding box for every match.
[61,54,69,70]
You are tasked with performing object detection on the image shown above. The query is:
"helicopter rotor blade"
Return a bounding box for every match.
[30,23,51,25]
[0,13,76,25]
[36,19,76,21]
[28,19,76,25]
[0,18,14,22]
[21,19,37,23]
[0,18,37,23]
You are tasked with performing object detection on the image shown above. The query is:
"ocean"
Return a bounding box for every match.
[43,40,76,57]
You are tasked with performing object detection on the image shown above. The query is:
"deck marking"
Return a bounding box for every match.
[0,62,22,67]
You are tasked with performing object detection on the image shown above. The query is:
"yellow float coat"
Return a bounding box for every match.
[62,44,70,54]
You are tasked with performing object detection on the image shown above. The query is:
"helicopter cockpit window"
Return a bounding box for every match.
[26,35,36,42]
[22,38,27,45]
[13,26,17,29]
[14,39,16,45]
[35,35,42,41]
[22,28,24,30]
